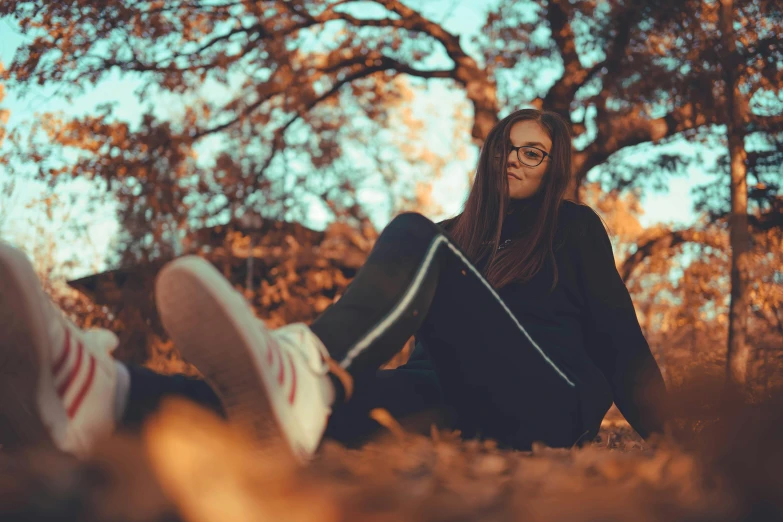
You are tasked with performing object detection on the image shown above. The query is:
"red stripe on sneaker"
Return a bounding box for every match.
[267,339,275,366]
[67,355,96,419]
[57,340,84,398]
[277,347,285,385]
[286,352,297,404]
[52,328,71,376]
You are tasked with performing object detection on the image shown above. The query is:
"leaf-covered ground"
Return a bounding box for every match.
[2,390,782,522]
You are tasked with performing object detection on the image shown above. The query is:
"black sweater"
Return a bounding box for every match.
[408,200,667,440]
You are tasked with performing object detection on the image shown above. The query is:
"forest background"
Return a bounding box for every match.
[0,1,781,521]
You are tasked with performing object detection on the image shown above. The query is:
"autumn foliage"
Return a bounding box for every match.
[0,1,782,520]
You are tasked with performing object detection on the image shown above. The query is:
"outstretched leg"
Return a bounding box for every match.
[158,213,581,460]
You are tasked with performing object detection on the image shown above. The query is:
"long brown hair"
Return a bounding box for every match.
[445,109,572,290]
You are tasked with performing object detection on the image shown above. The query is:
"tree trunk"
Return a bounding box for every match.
[454,58,499,144]
[719,0,752,386]
[568,150,589,201]
[726,130,751,384]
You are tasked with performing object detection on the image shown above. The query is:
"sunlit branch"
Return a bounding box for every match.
[194,54,452,141]
[249,58,444,190]
[621,228,726,283]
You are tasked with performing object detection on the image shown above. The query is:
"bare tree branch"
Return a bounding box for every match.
[542,0,587,117]
[573,102,722,188]
[193,54,453,141]
[621,228,726,283]
[368,0,464,59]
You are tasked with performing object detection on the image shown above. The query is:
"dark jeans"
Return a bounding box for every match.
[124,213,582,450]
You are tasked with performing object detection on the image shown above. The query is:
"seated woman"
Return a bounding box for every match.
[0,109,667,461]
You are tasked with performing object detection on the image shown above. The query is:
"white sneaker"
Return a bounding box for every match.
[155,256,338,463]
[0,243,119,457]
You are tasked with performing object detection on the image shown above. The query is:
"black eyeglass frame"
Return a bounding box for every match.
[508,145,550,167]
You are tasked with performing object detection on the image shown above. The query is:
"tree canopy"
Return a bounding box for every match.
[0,0,780,263]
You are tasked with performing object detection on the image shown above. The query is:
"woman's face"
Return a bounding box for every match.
[506,120,552,200]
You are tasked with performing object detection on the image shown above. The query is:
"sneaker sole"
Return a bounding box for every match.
[0,244,65,450]
[155,257,299,461]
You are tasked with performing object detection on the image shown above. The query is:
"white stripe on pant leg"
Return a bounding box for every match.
[340,235,445,368]
[340,234,575,387]
[443,241,574,386]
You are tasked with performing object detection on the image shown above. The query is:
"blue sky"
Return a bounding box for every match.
[0,1,713,277]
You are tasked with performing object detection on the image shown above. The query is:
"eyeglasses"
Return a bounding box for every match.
[509,145,550,167]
